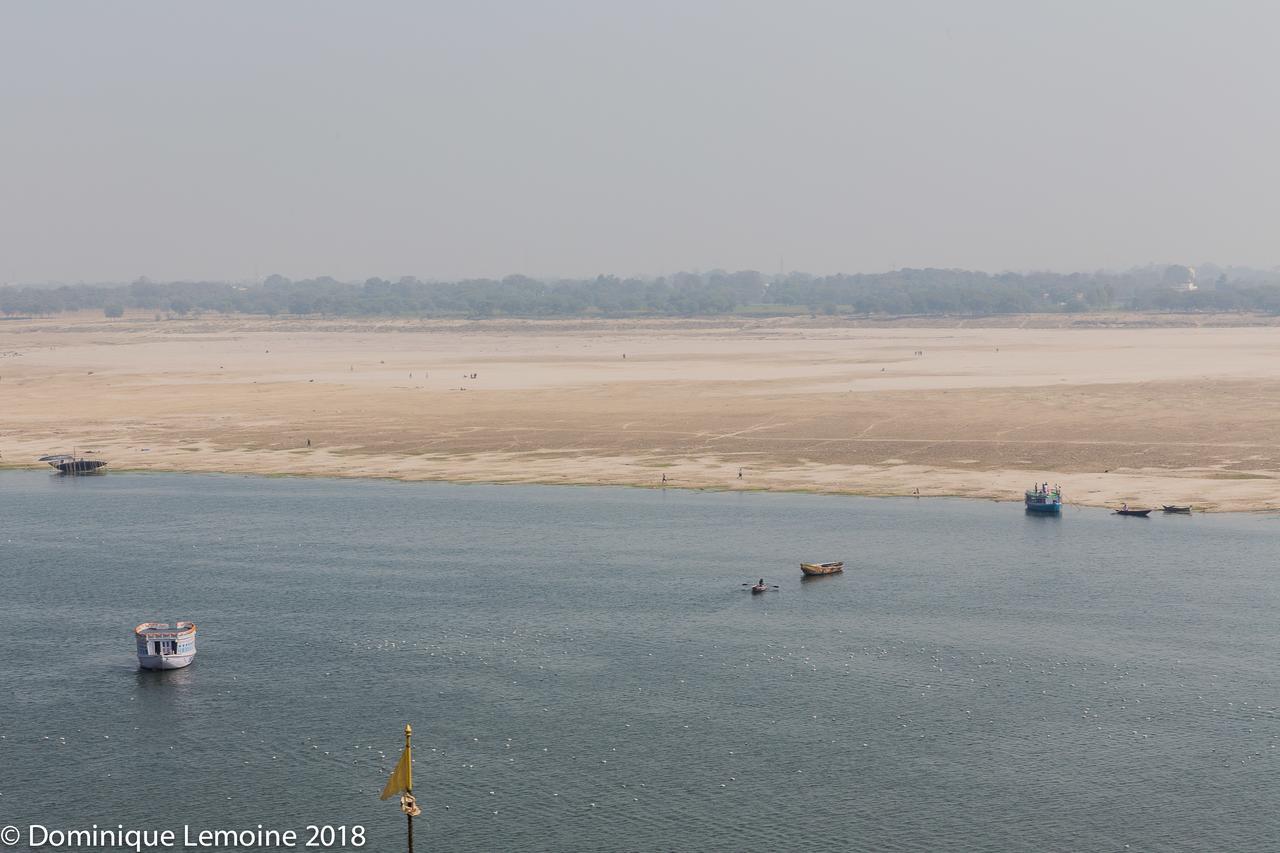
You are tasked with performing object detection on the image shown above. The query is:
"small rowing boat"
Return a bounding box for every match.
[1113,508,1152,517]
[1161,505,1192,514]
[800,561,844,576]
[750,583,767,594]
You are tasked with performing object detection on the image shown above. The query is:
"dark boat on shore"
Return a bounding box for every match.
[1113,507,1152,517]
[39,453,107,475]
[1162,505,1192,514]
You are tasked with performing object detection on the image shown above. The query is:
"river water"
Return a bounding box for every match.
[1,471,1277,851]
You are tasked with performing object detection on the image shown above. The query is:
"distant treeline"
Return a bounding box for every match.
[5,265,1280,318]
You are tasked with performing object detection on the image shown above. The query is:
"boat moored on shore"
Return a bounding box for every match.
[1025,483,1062,514]
[40,452,107,475]
[135,621,197,670]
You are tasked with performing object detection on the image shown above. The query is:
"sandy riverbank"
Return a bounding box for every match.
[4,313,1280,511]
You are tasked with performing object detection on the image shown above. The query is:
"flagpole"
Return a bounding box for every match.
[405,724,414,853]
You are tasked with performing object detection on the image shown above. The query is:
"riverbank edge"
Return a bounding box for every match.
[3,460,1272,515]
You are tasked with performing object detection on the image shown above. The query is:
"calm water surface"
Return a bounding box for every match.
[1,472,1278,852]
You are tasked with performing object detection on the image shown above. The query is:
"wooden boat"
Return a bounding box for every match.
[750,583,768,594]
[1113,508,1152,517]
[800,561,844,576]
[1162,505,1192,514]
[40,452,107,475]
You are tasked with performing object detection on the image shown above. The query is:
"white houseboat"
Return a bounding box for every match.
[135,622,197,670]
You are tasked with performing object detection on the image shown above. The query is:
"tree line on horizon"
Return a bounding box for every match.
[4,265,1280,319]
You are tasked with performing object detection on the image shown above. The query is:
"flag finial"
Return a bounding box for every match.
[381,725,414,801]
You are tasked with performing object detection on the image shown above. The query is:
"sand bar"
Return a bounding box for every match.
[4,313,1280,511]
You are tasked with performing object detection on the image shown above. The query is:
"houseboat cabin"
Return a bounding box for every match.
[135,621,197,670]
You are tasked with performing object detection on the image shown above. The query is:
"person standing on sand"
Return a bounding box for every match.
[738,468,743,479]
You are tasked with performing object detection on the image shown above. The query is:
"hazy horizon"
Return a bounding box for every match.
[4,1,1278,282]
[7,260,1279,290]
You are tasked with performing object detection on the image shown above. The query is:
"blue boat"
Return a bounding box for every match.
[1025,483,1062,514]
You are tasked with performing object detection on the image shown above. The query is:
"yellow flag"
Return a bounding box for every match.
[380,745,412,800]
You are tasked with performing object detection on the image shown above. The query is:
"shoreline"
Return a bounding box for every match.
[4,457,1273,514]
[5,314,1279,513]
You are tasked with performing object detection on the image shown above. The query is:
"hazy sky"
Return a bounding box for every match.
[3,1,1278,282]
